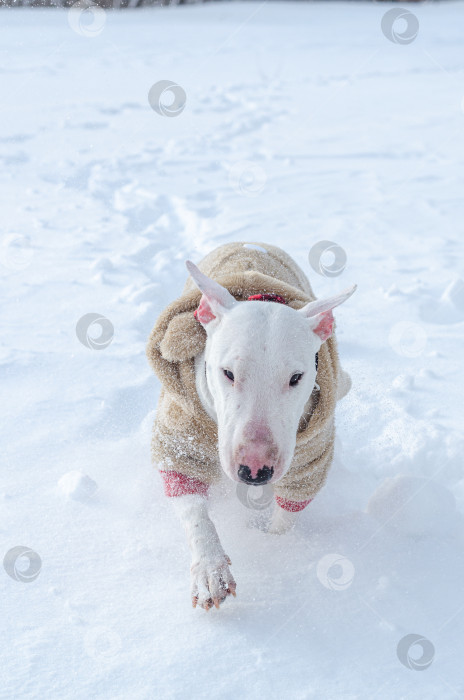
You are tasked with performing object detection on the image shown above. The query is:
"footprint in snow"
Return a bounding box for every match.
[419,279,464,325]
[58,471,98,502]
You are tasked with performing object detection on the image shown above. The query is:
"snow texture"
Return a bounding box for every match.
[1,3,464,699]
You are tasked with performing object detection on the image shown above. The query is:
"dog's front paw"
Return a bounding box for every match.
[190,554,236,611]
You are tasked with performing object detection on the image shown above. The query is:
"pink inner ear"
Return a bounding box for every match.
[196,295,216,324]
[313,310,334,341]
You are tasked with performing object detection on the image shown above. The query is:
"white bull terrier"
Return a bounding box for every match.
[166,259,356,611]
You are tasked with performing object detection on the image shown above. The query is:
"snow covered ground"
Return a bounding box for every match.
[1,2,464,698]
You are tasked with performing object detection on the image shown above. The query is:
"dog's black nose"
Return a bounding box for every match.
[238,465,274,485]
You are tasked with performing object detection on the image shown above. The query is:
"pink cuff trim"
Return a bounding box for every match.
[160,470,209,498]
[275,496,312,512]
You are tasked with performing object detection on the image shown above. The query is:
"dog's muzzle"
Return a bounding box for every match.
[238,465,274,485]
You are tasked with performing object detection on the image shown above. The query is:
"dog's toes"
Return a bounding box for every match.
[205,596,215,611]
[208,570,227,605]
[220,566,237,602]
[197,595,212,611]
[194,577,212,611]
[222,568,237,598]
[191,557,236,611]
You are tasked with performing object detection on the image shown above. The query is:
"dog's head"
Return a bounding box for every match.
[186,260,356,486]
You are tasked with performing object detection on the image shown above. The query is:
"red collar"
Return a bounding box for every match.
[247,293,288,305]
[194,292,287,321]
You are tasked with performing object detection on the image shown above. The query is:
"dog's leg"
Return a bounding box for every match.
[172,494,236,610]
[268,504,300,535]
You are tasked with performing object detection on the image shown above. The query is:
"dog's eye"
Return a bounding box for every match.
[289,373,303,387]
[223,369,234,382]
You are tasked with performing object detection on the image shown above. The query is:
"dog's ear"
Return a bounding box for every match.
[299,285,356,342]
[186,260,237,325]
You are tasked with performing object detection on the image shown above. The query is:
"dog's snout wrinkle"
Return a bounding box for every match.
[237,442,278,467]
[243,421,273,444]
